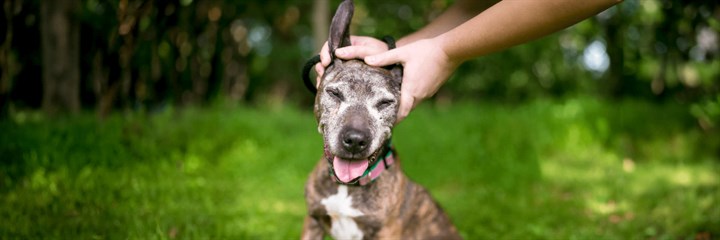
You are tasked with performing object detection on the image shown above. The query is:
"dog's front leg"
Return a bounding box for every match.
[301,215,324,240]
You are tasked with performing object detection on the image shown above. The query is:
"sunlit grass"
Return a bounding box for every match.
[1,98,718,239]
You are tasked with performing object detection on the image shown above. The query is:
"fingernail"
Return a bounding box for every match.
[336,49,345,56]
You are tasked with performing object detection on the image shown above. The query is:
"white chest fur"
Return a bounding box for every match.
[321,185,365,240]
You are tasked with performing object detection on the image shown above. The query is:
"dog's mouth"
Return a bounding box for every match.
[328,146,385,184]
[332,157,369,183]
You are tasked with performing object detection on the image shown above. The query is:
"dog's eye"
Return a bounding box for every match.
[375,99,395,110]
[326,88,344,101]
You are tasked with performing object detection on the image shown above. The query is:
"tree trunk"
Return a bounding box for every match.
[40,0,81,115]
[1,0,16,117]
[601,6,625,98]
[313,0,329,50]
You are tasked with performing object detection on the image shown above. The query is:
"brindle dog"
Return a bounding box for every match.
[301,1,461,239]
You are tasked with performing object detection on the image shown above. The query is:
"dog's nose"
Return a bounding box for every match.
[342,128,369,154]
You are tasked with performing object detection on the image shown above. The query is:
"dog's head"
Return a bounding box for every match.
[314,0,402,183]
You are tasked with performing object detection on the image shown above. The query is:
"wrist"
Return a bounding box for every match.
[431,35,464,68]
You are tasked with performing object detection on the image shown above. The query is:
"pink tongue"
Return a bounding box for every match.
[333,157,369,183]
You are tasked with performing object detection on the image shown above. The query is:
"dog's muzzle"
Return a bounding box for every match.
[325,140,395,186]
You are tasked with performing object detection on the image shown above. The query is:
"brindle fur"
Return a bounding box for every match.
[302,1,460,239]
[303,159,460,239]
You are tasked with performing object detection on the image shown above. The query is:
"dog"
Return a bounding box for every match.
[302,1,461,239]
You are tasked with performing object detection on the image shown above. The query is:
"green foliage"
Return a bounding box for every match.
[2,0,718,130]
[1,98,718,238]
[691,94,720,130]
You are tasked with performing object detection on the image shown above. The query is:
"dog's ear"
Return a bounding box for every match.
[390,65,403,88]
[328,0,353,61]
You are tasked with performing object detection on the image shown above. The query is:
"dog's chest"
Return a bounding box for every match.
[309,182,388,239]
[321,185,365,240]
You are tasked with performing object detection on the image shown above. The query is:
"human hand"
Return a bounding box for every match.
[314,36,389,86]
[365,38,460,123]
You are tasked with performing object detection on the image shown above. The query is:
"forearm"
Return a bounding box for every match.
[397,0,500,47]
[437,0,621,63]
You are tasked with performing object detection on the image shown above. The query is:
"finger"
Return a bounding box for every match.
[396,93,414,124]
[315,63,324,77]
[349,35,364,45]
[350,36,378,46]
[320,41,331,66]
[335,46,387,60]
[314,63,324,87]
[365,48,404,67]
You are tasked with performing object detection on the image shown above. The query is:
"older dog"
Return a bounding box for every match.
[301,1,461,239]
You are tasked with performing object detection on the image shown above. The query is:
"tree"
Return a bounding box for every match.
[40,0,81,115]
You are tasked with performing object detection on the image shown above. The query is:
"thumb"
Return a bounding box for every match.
[396,93,414,124]
[365,48,404,67]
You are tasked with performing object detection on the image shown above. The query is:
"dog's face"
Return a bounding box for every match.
[315,60,400,158]
[313,0,402,183]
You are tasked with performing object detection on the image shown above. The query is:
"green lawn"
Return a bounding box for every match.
[1,98,718,239]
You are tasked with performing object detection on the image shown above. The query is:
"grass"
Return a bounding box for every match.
[1,98,718,239]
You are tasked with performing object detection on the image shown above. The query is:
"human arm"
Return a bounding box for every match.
[317,0,496,68]
[396,0,500,47]
[365,0,621,122]
[436,0,621,62]
[316,0,622,122]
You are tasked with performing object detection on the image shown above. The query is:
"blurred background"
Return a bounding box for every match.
[0,0,717,118]
[0,0,719,238]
